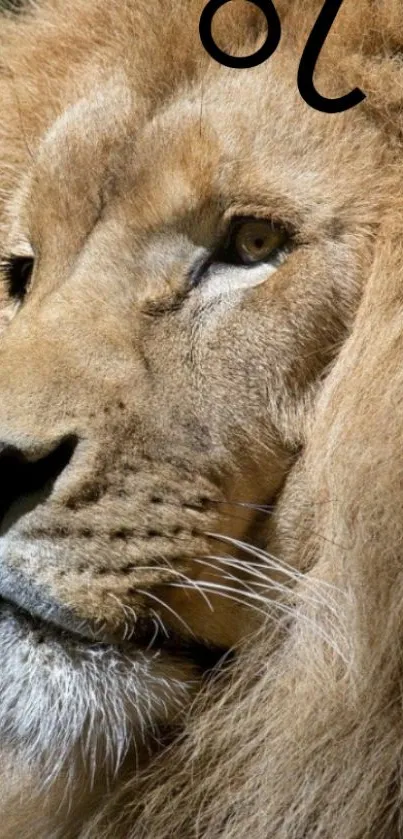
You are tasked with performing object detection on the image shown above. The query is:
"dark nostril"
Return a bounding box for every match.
[0,435,78,532]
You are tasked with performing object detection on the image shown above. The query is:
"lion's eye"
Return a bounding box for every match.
[0,255,34,300]
[222,218,289,266]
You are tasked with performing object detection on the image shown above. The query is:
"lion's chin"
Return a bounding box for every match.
[0,595,222,790]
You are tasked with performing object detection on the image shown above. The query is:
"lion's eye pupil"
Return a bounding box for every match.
[218,218,289,267]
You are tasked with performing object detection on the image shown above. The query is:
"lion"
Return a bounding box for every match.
[0,0,402,836]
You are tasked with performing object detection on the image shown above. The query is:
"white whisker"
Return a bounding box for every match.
[167,582,269,618]
[136,589,196,639]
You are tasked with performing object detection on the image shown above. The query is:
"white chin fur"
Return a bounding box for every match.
[0,601,197,789]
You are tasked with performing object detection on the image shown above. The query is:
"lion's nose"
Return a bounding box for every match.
[0,436,77,531]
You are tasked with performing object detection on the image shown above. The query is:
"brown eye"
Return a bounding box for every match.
[190,216,293,289]
[233,219,288,265]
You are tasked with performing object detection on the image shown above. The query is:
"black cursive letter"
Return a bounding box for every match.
[297,0,366,113]
[199,0,281,70]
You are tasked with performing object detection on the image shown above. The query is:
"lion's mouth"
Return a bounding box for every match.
[0,591,228,671]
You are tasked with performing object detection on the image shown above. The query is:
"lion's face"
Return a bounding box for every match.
[0,1,389,828]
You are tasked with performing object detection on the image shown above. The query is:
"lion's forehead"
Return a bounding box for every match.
[24,62,380,252]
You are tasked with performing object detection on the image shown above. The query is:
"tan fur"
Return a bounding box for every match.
[0,0,402,836]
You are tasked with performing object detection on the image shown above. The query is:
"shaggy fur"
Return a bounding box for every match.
[1,0,403,836]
